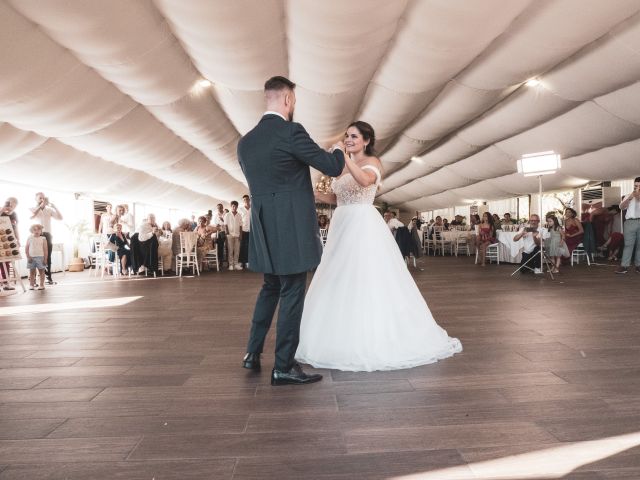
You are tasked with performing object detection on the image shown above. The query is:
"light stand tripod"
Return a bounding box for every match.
[511,174,556,279]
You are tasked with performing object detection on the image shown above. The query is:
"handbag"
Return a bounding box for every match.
[105,241,119,252]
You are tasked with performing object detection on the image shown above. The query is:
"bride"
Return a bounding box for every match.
[295,121,462,372]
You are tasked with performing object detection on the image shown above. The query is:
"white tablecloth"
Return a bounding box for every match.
[497,231,523,263]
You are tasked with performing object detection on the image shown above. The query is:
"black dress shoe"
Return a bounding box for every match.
[271,363,322,386]
[242,353,261,371]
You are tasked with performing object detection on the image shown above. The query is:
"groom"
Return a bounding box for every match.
[237,76,345,385]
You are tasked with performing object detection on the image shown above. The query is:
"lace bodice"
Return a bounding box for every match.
[332,165,381,207]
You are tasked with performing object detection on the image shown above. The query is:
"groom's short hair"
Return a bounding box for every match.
[264,76,296,92]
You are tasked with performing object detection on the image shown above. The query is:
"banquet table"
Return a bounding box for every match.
[497,231,524,263]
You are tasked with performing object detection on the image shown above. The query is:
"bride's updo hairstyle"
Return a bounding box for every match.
[348,121,376,156]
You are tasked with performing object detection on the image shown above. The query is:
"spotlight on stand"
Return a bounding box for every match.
[512,151,561,279]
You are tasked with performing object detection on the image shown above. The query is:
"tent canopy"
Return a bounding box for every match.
[1,0,639,211]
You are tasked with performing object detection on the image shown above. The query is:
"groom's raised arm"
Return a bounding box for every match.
[290,123,344,177]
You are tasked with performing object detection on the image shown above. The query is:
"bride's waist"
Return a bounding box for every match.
[336,202,377,209]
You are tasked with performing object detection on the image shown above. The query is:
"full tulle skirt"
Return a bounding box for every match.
[296,204,462,372]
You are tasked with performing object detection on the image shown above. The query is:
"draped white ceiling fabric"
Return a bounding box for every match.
[1,0,639,211]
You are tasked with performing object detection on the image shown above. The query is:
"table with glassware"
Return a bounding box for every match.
[496,228,524,263]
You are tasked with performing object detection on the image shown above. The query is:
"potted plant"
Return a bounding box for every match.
[66,220,91,272]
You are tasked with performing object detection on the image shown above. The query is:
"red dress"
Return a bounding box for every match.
[564,224,583,254]
[479,226,495,244]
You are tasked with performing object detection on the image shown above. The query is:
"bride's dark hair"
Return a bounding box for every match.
[348,121,376,156]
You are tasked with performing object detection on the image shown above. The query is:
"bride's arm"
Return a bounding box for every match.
[345,155,381,187]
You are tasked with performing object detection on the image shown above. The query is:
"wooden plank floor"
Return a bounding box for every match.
[0,258,639,479]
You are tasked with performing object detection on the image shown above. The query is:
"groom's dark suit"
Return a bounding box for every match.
[238,113,345,371]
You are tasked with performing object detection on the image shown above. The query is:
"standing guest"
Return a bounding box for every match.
[108,223,131,274]
[563,208,584,255]
[224,201,243,270]
[408,218,423,259]
[514,214,549,274]
[544,215,569,274]
[161,221,172,236]
[99,203,117,235]
[29,192,62,285]
[26,224,48,290]
[190,215,197,231]
[475,211,497,266]
[1,197,19,291]
[470,213,481,231]
[616,176,640,274]
[239,195,251,269]
[119,204,134,236]
[213,203,227,267]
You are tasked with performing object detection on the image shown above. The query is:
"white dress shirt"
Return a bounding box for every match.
[224,211,243,237]
[120,213,134,233]
[29,205,62,233]
[239,206,251,232]
[264,111,287,121]
[137,222,154,242]
[623,192,640,219]
[518,227,550,254]
[387,218,404,230]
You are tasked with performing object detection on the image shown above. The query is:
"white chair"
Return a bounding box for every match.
[204,248,220,272]
[571,243,591,266]
[319,228,328,247]
[455,235,470,256]
[176,231,200,277]
[475,243,500,264]
[93,240,118,278]
[51,243,66,276]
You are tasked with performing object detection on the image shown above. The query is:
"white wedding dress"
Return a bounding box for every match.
[296,165,462,372]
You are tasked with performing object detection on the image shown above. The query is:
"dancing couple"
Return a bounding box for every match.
[237,76,461,385]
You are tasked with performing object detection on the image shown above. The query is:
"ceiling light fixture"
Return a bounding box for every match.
[197,79,212,88]
[525,78,541,87]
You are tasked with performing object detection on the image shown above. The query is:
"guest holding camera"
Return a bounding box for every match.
[616,176,640,274]
[29,192,62,285]
[514,214,549,274]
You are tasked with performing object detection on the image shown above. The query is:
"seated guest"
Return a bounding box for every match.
[469,213,481,231]
[384,211,404,239]
[108,223,131,274]
[131,214,159,273]
[155,226,173,274]
[172,218,191,260]
[475,212,497,266]
[514,214,549,273]
[318,214,330,230]
[195,215,217,271]
[429,215,444,239]
[408,218,422,259]
[563,208,584,255]
[492,213,503,230]
[502,213,515,225]
[450,215,461,226]
[442,218,450,230]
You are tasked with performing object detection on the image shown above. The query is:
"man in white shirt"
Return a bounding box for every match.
[213,203,227,266]
[384,210,404,239]
[514,214,549,274]
[29,192,63,284]
[616,176,640,274]
[239,195,251,269]
[224,201,243,270]
[118,204,134,236]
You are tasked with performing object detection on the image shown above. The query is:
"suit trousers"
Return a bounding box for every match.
[246,271,308,371]
[42,232,53,281]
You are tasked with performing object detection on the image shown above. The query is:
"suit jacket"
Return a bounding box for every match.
[238,114,345,275]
